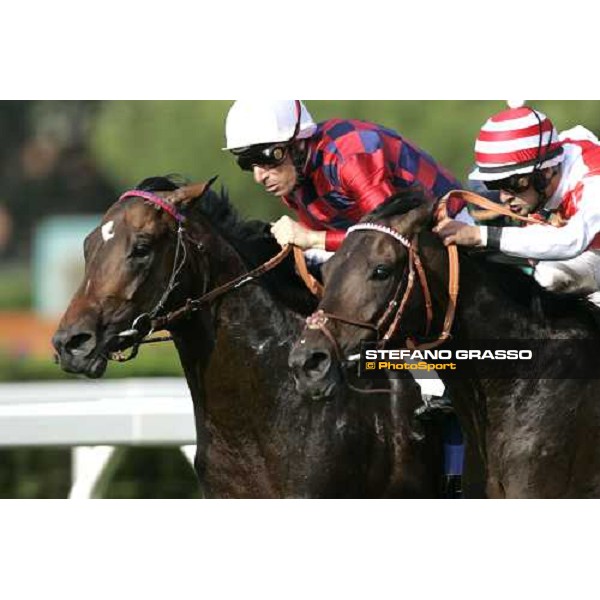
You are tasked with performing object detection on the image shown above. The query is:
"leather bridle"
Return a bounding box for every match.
[107,188,319,361]
[304,222,460,363]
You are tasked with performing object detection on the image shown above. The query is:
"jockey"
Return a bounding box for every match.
[167,101,466,420]
[435,103,600,306]
[221,100,468,258]
[222,100,468,419]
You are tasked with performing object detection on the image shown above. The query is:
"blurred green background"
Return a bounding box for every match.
[2,100,599,497]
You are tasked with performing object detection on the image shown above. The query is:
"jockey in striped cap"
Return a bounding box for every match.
[435,102,600,306]
[469,105,564,186]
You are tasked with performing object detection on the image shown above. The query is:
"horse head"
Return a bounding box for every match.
[52,176,216,378]
[289,187,449,400]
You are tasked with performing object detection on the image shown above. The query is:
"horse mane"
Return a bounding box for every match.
[135,175,182,193]
[134,175,317,315]
[362,186,433,222]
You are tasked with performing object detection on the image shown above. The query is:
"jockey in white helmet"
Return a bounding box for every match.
[223,100,463,254]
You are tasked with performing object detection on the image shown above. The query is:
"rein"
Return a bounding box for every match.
[150,243,293,331]
[438,189,552,226]
[110,189,318,361]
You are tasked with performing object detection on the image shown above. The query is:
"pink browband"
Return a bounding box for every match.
[118,190,185,222]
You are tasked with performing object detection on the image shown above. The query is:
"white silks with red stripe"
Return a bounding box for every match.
[478,125,600,260]
[469,106,564,181]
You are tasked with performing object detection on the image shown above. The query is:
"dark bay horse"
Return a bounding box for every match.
[52,176,445,498]
[290,188,600,498]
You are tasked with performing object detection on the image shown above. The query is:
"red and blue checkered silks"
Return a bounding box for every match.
[282,119,463,251]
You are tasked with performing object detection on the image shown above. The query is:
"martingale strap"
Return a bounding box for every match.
[119,190,186,222]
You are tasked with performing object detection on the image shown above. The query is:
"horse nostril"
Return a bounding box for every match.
[303,350,332,378]
[64,333,94,357]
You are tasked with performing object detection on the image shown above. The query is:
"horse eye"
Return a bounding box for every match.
[371,265,393,281]
[130,243,152,259]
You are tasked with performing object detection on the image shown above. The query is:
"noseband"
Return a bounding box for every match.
[305,222,459,362]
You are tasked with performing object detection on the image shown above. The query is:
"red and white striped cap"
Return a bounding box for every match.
[469,105,564,181]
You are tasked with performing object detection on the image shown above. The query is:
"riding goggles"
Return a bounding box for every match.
[484,173,533,195]
[232,144,289,172]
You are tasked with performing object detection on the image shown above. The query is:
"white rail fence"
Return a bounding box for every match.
[0,378,196,499]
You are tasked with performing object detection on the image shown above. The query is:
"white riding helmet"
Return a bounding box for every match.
[223,100,318,151]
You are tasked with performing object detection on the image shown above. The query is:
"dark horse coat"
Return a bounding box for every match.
[290,189,600,498]
[53,177,446,498]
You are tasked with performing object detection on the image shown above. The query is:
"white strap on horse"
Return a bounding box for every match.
[347,223,411,248]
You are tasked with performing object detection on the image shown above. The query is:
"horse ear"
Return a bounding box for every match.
[199,175,219,198]
[172,175,219,210]
[389,201,434,237]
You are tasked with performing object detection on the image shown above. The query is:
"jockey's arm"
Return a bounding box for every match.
[340,154,396,215]
[322,153,397,251]
[482,178,600,260]
[274,154,397,252]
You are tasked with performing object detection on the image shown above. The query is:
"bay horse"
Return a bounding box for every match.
[290,188,600,498]
[52,176,446,498]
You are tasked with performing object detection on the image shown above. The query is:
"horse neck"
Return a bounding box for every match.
[416,233,588,339]
[190,221,249,294]
[209,239,301,364]
[455,254,595,339]
[194,217,300,327]
[177,217,301,383]
[176,225,445,498]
